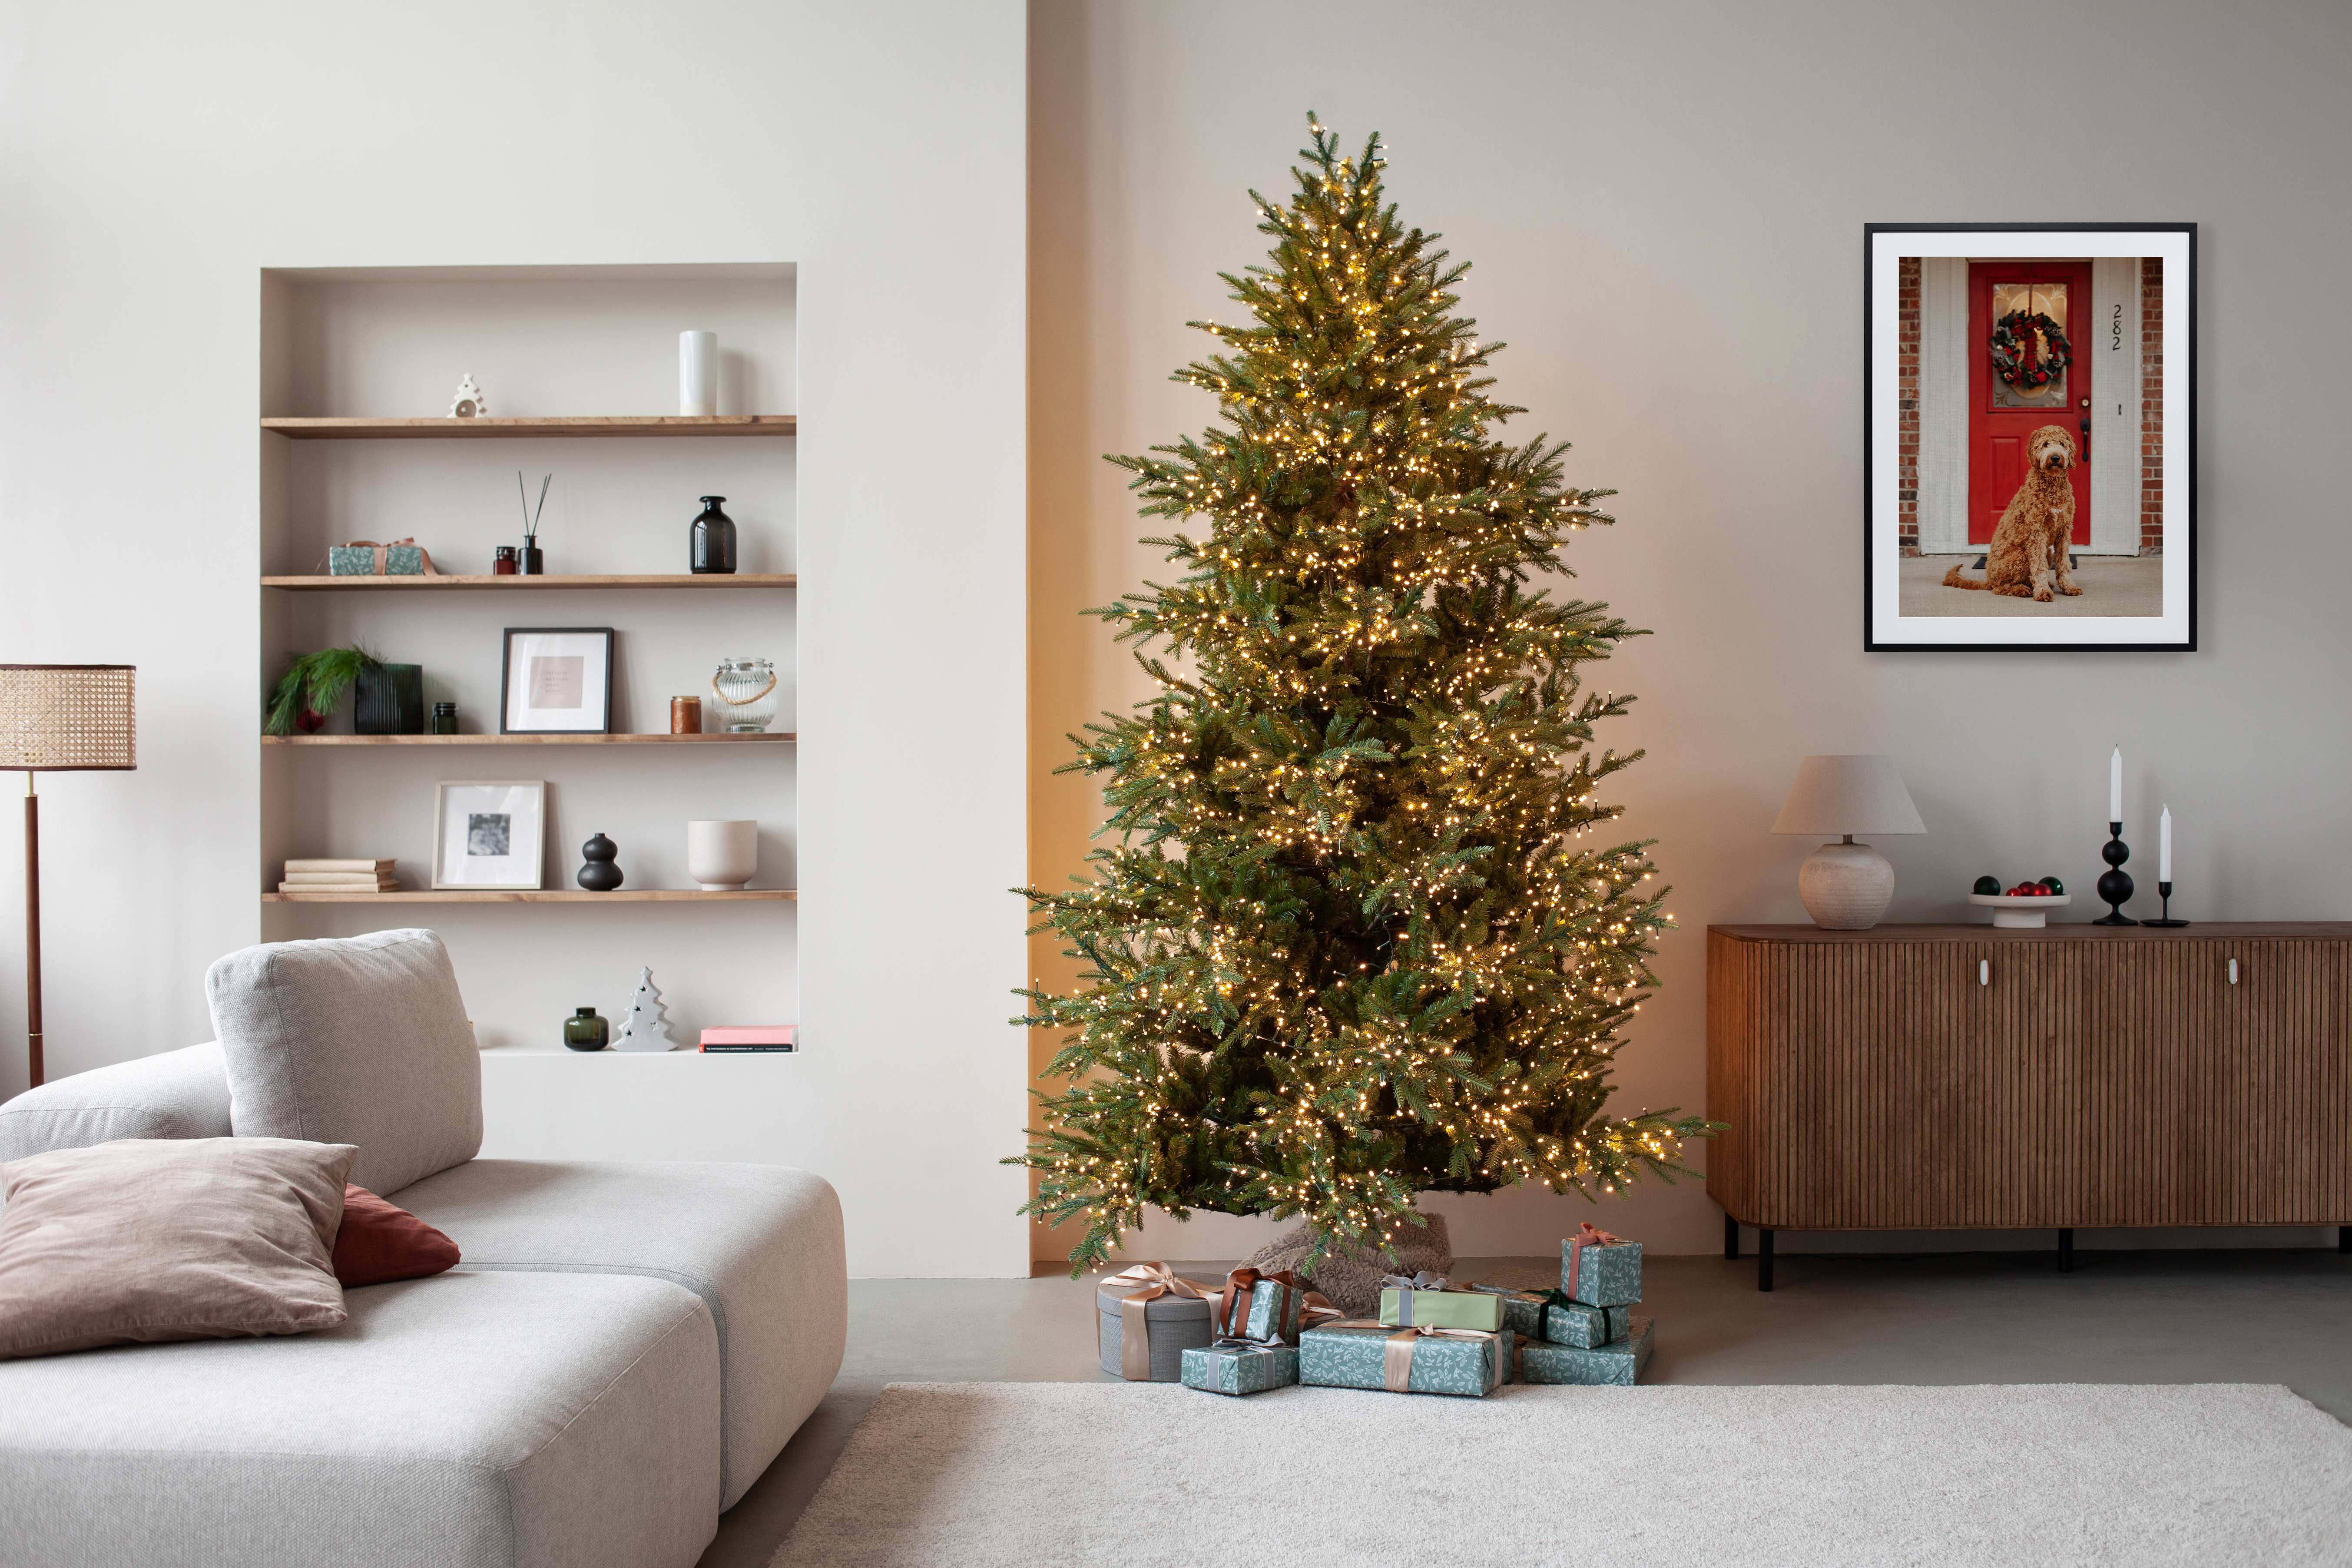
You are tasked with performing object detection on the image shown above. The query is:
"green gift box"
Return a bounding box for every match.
[1472,1285,1627,1348]
[383,544,425,575]
[1377,1286,1504,1333]
[328,546,381,576]
[1561,1229,1643,1307]
[1516,1315,1653,1385]
[1211,1269,1307,1344]
[1181,1339,1299,1396]
[1298,1323,1511,1398]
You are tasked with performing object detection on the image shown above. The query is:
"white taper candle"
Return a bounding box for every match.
[680,331,718,417]
[2160,806,2172,882]
[2109,746,2122,823]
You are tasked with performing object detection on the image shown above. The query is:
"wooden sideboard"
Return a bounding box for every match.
[1706,923,2352,1289]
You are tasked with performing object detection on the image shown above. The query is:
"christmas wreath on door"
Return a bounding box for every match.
[1989,309,2073,390]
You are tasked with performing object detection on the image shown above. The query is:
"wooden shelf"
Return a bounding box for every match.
[261,415,797,440]
[264,732,795,746]
[265,889,795,903]
[260,573,796,591]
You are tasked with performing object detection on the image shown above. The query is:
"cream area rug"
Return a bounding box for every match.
[774,1382,2352,1567]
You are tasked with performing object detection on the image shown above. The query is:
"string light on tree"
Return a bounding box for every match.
[1009,115,1717,1276]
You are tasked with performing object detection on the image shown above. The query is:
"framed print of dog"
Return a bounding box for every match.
[1863,223,2195,652]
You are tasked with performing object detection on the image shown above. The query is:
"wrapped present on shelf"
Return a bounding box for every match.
[1096,1262,1219,1382]
[1298,1321,1513,1398]
[1562,1221,1643,1308]
[1211,1266,1313,1345]
[1471,1284,1628,1349]
[1377,1272,1505,1333]
[1515,1316,1654,1386]
[324,538,440,577]
[1180,1338,1300,1396]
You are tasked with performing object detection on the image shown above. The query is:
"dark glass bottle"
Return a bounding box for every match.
[690,496,737,574]
[563,1007,609,1051]
[430,701,459,735]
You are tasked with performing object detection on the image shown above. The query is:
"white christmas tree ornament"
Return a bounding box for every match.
[449,373,488,418]
[614,966,676,1051]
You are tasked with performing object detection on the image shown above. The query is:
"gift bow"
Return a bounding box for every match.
[1216,1267,1302,1343]
[1564,1221,1623,1301]
[1332,1318,1499,1393]
[320,537,441,576]
[1103,1262,1216,1381]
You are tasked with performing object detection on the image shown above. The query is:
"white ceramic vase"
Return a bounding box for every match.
[686,819,758,891]
[680,331,717,417]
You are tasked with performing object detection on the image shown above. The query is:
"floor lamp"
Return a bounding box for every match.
[0,665,136,1089]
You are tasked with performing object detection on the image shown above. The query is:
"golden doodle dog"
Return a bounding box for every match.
[1943,424,2081,601]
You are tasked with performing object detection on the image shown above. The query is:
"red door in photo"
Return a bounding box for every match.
[1968,262,2092,545]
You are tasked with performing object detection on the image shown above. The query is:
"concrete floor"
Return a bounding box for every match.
[699,1246,2352,1568]
[1897,553,2162,617]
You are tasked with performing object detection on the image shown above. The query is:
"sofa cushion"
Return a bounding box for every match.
[0,1270,720,1568]
[207,928,482,1194]
[334,1184,462,1287]
[0,1042,234,1160]
[391,1159,846,1510]
[0,1137,355,1360]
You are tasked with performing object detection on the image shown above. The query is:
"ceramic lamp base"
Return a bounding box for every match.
[1797,840,1895,930]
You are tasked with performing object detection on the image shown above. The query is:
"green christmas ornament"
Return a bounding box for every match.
[2037,876,2065,895]
[1973,875,2001,896]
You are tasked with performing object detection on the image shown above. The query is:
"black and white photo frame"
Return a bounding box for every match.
[431,779,546,890]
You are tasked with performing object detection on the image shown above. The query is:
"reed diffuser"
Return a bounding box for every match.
[518,471,550,574]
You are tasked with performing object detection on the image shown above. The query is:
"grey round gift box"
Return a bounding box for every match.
[1095,1284,1214,1381]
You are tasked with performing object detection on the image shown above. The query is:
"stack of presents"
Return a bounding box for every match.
[1096,1222,1652,1399]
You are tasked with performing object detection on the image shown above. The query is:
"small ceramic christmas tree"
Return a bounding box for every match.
[614,967,675,1052]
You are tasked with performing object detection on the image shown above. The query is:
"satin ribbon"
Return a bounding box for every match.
[1332,1319,1498,1393]
[1564,1221,1623,1301]
[1216,1266,1304,1343]
[319,537,441,575]
[1101,1262,1215,1381]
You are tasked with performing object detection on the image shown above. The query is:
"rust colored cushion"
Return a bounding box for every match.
[0,1136,355,1360]
[332,1183,462,1286]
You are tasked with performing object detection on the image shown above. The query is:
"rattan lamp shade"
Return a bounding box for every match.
[0,666,136,770]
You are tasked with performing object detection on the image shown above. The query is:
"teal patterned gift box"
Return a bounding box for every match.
[1298,1323,1511,1398]
[327,546,380,576]
[1210,1268,1307,1344]
[1561,1223,1642,1308]
[1516,1316,1653,1386]
[1181,1339,1299,1396]
[1472,1285,1627,1348]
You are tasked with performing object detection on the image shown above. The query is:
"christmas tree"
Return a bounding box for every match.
[1014,117,1715,1275]
[615,967,674,1051]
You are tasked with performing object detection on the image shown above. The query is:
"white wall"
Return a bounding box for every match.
[1030,0,2352,1259]
[0,1,1030,1276]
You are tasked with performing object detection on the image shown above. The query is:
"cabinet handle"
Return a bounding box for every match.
[1979,959,1990,986]
[2228,958,2239,985]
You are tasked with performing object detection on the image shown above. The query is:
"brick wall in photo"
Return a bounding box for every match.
[2141,257,2164,555]
[1898,256,1920,555]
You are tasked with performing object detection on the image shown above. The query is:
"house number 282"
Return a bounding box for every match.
[2112,302,2123,351]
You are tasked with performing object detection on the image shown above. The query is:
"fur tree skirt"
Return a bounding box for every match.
[1240,1211,1453,1319]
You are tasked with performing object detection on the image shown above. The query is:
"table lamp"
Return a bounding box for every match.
[1770,754,1923,930]
[0,665,136,1087]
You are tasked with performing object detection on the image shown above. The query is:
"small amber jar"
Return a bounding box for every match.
[493,546,519,576]
[669,696,703,735]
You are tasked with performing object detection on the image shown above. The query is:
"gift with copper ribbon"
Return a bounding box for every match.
[1211,1266,1315,1344]
[1094,1262,1219,1382]
[1180,1337,1300,1396]
[323,539,441,577]
[1470,1283,1628,1348]
[1297,1319,1512,1397]
[1377,1271,1506,1333]
[1515,1314,1654,1385]
[1561,1221,1643,1308]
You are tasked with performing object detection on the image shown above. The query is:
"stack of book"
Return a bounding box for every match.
[280,859,399,894]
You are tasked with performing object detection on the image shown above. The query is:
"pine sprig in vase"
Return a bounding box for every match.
[1011,115,1718,1276]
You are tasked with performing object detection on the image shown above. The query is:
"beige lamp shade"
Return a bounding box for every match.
[1771,755,1922,836]
[0,665,137,770]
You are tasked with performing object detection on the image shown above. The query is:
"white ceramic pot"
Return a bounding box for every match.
[679,331,717,417]
[686,819,758,891]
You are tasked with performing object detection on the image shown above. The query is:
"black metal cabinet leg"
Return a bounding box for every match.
[2059,1227,2074,1273]
[1724,1212,1740,1260]
[1759,1227,1775,1292]
[2340,1225,2349,1256]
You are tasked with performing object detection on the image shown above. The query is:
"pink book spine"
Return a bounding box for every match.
[699,1025,796,1047]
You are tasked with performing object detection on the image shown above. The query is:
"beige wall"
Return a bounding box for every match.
[1029,0,2352,1259]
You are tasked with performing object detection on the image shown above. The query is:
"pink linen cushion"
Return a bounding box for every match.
[0,1136,357,1360]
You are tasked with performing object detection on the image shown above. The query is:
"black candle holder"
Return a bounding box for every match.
[2094,821,2139,925]
[2144,880,2190,928]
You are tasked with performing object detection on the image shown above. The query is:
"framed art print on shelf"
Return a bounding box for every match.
[431,780,546,890]
[1864,223,2195,652]
[500,627,614,733]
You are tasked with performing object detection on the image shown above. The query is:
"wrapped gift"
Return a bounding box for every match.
[1211,1267,1309,1344]
[1472,1284,1627,1348]
[1181,1339,1300,1396]
[1298,1321,1512,1398]
[1516,1315,1654,1386]
[325,539,439,577]
[1096,1263,1217,1382]
[1561,1221,1642,1307]
[1377,1271,1505,1333]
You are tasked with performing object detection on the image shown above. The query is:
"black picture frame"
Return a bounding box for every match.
[1863,222,2196,653]
[498,627,616,734]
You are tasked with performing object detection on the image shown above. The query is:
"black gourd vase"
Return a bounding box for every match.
[577,833,624,892]
[690,496,738,575]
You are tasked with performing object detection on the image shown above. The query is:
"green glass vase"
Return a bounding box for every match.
[563,1007,609,1051]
